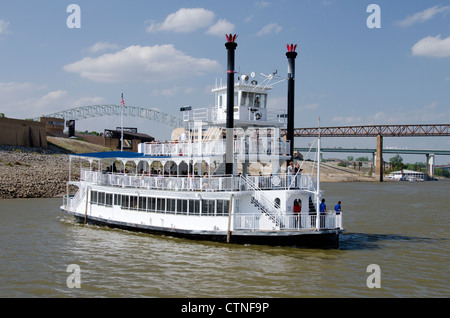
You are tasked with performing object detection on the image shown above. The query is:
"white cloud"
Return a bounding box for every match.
[331,116,363,125]
[256,23,282,36]
[0,82,44,99]
[0,19,10,34]
[86,41,120,54]
[146,8,215,33]
[299,103,319,111]
[0,82,106,118]
[397,5,450,27]
[63,44,221,83]
[244,15,254,23]
[152,86,195,97]
[206,19,235,37]
[255,1,271,8]
[411,35,450,58]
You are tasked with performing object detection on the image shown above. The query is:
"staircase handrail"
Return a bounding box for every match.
[240,175,285,226]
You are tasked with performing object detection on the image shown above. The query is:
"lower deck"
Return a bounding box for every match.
[62,182,343,248]
[67,210,342,249]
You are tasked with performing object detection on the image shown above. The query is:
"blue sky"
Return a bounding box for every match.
[0,1,449,164]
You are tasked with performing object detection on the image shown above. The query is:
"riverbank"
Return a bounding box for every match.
[0,147,76,199]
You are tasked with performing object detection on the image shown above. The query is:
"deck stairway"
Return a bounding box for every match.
[241,175,285,228]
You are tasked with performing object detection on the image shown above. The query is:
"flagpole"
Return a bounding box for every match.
[121,91,124,152]
[316,117,321,230]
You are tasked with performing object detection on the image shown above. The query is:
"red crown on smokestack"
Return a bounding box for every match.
[287,44,297,52]
[226,34,238,43]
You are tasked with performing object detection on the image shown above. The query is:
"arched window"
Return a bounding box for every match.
[274,198,280,209]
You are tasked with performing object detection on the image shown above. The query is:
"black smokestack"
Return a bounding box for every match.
[286,44,298,164]
[225,34,237,175]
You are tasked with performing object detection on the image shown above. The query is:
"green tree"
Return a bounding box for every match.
[435,168,450,178]
[389,155,403,165]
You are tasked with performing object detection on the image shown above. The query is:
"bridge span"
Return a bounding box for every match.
[290,124,450,181]
[34,105,186,129]
[295,147,450,156]
[295,147,450,180]
[285,124,450,137]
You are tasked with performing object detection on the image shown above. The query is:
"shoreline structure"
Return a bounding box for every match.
[0,145,376,199]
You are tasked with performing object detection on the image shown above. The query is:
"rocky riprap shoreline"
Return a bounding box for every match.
[0,146,78,199]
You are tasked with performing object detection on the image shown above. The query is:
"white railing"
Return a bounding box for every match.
[141,138,290,157]
[63,185,88,211]
[82,170,238,192]
[246,174,316,191]
[234,213,343,231]
[80,169,316,192]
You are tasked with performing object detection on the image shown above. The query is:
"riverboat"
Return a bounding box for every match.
[61,36,344,248]
[386,169,426,182]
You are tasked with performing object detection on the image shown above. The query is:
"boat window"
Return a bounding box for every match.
[241,92,247,106]
[274,198,281,209]
[241,92,254,108]
[157,198,165,212]
[149,197,156,211]
[114,194,121,206]
[167,199,176,213]
[121,195,129,209]
[91,191,98,204]
[224,200,230,216]
[216,200,230,216]
[189,200,200,215]
[105,193,113,207]
[217,200,223,216]
[130,196,138,210]
[177,199,188,215]
[138,197,147,211]
[258,94,266,108]
[202,199,215,216]
[98,192,105,205]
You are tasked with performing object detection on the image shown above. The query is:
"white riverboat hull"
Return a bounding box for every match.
[60,206,341,248]
[61,183,343,248]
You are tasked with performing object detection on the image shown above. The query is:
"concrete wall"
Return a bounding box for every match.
[0,117,47,148]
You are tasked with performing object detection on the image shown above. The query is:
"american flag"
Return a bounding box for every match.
[121,92,125,107]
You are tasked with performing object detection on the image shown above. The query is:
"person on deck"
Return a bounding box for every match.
[319,199,327,214]
[334,201,342,214]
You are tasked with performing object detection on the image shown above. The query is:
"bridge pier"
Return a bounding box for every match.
[375,134,384,182]
[426,154,435,180]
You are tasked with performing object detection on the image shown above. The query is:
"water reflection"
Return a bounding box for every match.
[340,232,442,250]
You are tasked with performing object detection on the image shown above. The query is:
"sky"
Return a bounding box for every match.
[0,0,449,164]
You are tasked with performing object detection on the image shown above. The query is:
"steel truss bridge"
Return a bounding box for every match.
[286,124,450,181]
[34,105,186,129]
[282,124,450,137]
[295,147,450,156]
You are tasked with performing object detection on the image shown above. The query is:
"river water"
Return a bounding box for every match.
[0,180,449,299]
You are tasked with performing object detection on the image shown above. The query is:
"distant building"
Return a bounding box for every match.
[39,117,65,137]
[104,128,154,152]
[0,117,47,148]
